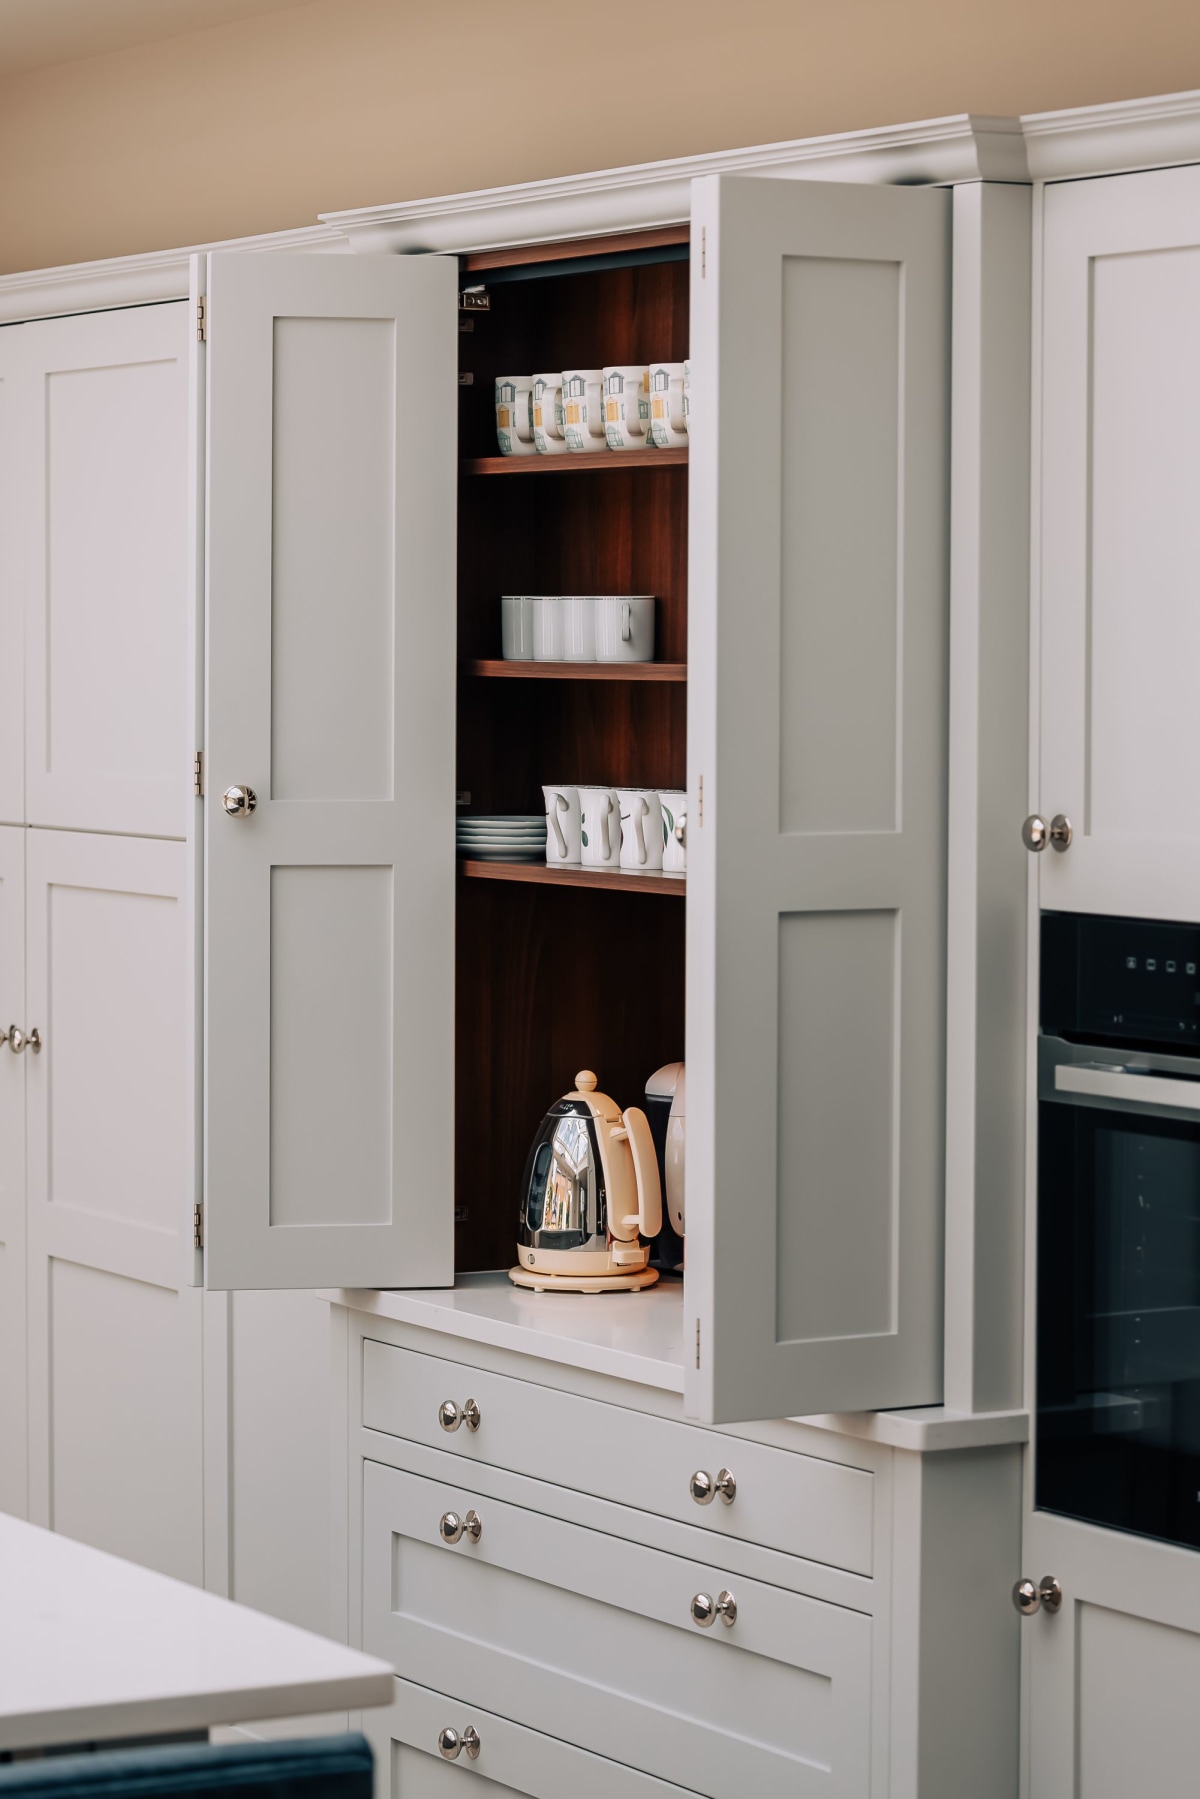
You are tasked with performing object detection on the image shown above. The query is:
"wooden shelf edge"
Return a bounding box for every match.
[462,659,687,683]
[459,859,685,897]
[463,448,688,476]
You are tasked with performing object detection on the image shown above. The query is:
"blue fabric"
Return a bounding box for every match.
[0,1735,374,1799]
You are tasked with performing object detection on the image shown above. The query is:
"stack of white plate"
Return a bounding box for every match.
[457,814,546,863]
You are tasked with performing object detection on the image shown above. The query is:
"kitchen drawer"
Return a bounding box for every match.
[367,1675,698,1798]
[363,1457,871,1799]
[361,1340,873,1575]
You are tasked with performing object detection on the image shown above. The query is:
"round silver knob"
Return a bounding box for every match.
[438,1509,482,1545]
[1022,815,1048,852]
[221,785,257,819]
[3,1025,25,1054]
[437,1727,460,1761]
[462,1727,481,1760]
[1048,814,1073,852]
[438,1400,462,1432]
[1013,1574,1063,1616]
[690,1589,737,1628]
[462,1398,481,1432]
[689,1467,736,1506]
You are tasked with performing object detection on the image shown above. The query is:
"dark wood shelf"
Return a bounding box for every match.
[463,447,688,476]
[462,659,687,683]
[459,859,685,897]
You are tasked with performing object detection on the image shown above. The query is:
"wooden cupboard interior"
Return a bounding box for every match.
[454,230,689,1273]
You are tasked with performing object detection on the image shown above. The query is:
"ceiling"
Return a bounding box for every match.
[0,0,320,79]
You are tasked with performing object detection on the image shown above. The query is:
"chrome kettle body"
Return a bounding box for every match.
[511,1070,662,1290]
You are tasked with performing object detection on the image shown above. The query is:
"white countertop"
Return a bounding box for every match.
[0,1514,393,1752]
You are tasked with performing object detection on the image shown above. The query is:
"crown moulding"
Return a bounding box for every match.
[320,113,1029,256]
[1021,86,1200,180]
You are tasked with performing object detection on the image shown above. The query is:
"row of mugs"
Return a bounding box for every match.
[496,363,690,457]
[502,594,654,664]
[544,782,687,873]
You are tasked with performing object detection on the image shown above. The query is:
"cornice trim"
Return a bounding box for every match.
[1022,87,1200,181]
[0,222,347,327]
[320,114,1029,256]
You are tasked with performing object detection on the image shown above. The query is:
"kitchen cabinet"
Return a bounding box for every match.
[201,172,953,1428]
[0,826,26,1518]
[1034,162,1200,921]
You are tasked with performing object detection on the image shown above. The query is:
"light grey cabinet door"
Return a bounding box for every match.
[686,174,950,1423]
[0,341,23,826]
[203,251,457,1290]
[0,826,25,1518]
[1038,164,1200,922]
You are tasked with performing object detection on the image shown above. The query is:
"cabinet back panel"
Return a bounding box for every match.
[455,878,684,1272]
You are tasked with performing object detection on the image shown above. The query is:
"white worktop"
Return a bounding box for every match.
[0,1514,393,1752]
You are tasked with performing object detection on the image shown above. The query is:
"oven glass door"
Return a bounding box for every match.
[1038,1083,1200,1548]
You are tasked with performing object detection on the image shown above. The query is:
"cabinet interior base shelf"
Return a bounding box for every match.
[459,859,685,896]
[463,447,688,476]
[463,660,687,683]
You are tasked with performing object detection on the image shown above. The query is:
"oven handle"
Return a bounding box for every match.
[1055,1064,1200,1112]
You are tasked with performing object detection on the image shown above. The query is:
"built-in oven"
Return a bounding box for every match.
[1038,911,1200,1549]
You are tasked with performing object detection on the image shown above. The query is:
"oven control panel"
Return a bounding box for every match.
[1042,911,1200,1046]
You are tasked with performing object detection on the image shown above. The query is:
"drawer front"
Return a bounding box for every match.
[368,1676,697,1798]
[362,1340,873,1575]
[363,1458,871,1799]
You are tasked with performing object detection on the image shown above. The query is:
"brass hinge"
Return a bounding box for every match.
[196,297,207,343]
[695,1318,701,1369]
[193,1202,204,1250]
[458,287,490,313]
[193,749,204,797]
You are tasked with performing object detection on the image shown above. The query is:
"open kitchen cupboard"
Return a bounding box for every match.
[200,172,956,1426]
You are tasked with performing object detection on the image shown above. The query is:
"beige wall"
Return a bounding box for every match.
[2,0,1199,275]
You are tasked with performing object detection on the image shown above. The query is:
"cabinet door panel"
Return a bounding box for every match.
[687,175,950,1422]
[203,252,457,1290]
[0,827,26,1515]
[18,304,189,838]
[24,828,204,1581]
[0,341,23,824]
[1039,164,1200,920]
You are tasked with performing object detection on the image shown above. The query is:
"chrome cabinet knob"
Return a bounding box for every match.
[1022,813,1072,853]
[437,1726,480,1762]
[438,1397,481,1433]
[221,785,257,819]
[1013,1574,1063,1616]
[437,1728,460,1761]
[2,1026,40,1055]
[689,1467,736,1506]
[438,1508,482,1545]
[690,1588,737,1628]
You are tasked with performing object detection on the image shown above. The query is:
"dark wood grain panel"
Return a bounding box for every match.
[464,448,688,475]
[463,659,687,682]
[463,225,690,273]
[460,859,685,895]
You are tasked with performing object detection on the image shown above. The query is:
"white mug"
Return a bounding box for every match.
[617,788,664,871]
[657,790,686,872]
[560,595,596,663]
[647,362,688,448]
[500,595,534,660]
[562,369,605,452]
[578,785,621,866]
[594,595,654,663]
[495,376,535,456]
[603,366,649,450]
[542,784,582,864]
[532,373,569,456]
[683,359,692,431]
[530,596,563,661]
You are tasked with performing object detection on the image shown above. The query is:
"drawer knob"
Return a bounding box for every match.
[437,1726,480,1761]
[690,1588,737,1629]
[438,1398,481,1433]
[689,1467,736,1506]
[439,1508,482,1545]
[1013,1574,1063,1616]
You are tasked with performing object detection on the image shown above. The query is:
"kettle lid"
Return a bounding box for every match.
[567,1069,620,1120]
[645,1061,683,1101]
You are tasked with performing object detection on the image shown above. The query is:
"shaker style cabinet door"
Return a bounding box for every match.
[6,304,189,839]
[686,175,950,1423]
[203,251,458,1289]
[0,337,23,826]
[1038,165,1200,921]
[0,826,26,1517]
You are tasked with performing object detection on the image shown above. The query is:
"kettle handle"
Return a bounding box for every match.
[615,1106,662,1240]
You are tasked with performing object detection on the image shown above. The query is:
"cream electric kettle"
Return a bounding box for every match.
[509,1070,663,1293]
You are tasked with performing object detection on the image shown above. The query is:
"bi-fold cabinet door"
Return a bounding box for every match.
[1037,163,1200,922]
[686,175,951,1423]
[202,251,458,1290]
